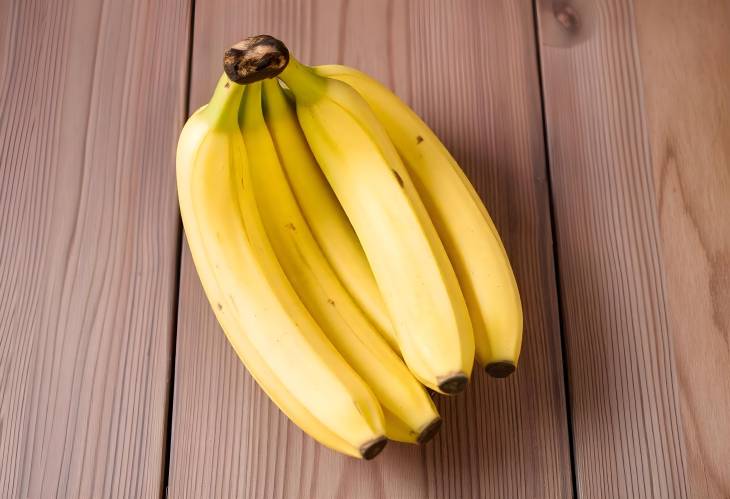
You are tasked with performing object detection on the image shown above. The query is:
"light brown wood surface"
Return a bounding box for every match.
[167,0,572,497]
[634,0,730,496]
[537,0,730,497]
[0,0,190,496]
[536,0,688,496]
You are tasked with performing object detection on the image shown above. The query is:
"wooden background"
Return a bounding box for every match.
[1,0,728,497]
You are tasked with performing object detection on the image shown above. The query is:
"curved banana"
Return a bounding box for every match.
[176,73,386,459]
[276,57,475,393]
[259,79,399,352]
[314,65,523,377]
[242,81,441,443]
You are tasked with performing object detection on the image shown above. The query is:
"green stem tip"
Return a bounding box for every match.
[224,35,290,84]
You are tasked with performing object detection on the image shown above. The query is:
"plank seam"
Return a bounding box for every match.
[161,0,197,496]
[529,2,579,498]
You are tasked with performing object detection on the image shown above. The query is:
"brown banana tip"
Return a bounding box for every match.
[437,372,468,394]
[416,417,442,444]
[360,436,388,460]
[485,361,516,379]
[224,35,290,84]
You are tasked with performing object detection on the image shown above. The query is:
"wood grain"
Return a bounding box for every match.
[0,0,190,496]
[634,0,730,496]
[168,0,572,497]
[535,0,729,496]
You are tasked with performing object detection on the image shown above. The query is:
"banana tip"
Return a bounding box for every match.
[437,372,468,394]
[485,361,516,378]
[360,436,388,460]
[416,417,442,444]
[224,35,289,84]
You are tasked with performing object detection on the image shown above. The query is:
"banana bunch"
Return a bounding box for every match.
[177,35,522,459]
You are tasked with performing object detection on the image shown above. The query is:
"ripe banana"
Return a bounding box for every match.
[314,65,523,377]
[242,81,441,443]
[275,56,475,394]
[259,77,399,353]
[176,72,386,459]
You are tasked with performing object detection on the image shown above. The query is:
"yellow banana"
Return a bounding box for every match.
[314,65,523,377]
[176,71,385,459]
[242,81,441,443]
[274,55,475,393]
[259,78,399,352]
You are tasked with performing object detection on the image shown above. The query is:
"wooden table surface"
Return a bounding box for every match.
[1,0,728,497]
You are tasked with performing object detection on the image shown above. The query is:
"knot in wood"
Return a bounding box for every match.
[554,3,581,35]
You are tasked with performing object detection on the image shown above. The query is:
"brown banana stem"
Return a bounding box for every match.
[224,35,290,84]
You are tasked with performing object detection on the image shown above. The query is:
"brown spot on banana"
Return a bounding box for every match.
[391,169,404,188]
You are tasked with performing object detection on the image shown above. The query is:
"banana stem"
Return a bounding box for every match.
[205,74,245,126]
[224,35,290,84]
[239,82,263,130]
[223,35,324,103]
[276,57,328,103]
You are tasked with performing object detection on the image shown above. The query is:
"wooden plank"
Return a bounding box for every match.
[633,1,730,496]
[0,0,191,496]
[168,0,572,497]
[535,0,730,495]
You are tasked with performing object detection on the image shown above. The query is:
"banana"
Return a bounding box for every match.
[273,55,475,394]
[176,72,386,459]
[242,81,441,443]
[260,78,399,353]
[314,65,523,376]
[381,407,428,444]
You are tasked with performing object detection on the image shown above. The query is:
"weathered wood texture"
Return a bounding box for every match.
[168,0,572,497]
[0,0,190,496]
[634,0,730,496]
[536,0,687,496]
[537,0,730,496]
